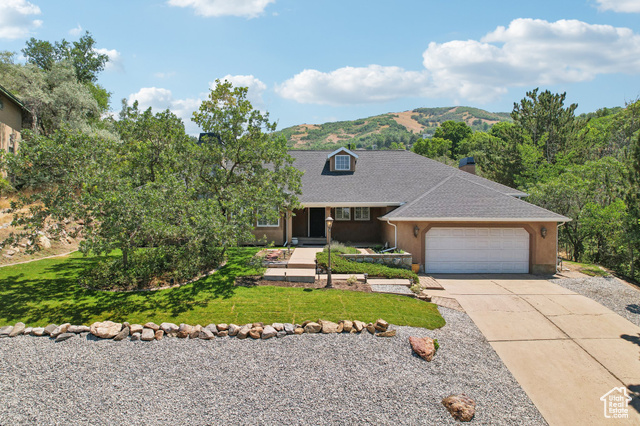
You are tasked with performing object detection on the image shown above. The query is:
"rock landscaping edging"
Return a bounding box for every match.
[0,308,546,425]
[0,318,398,342]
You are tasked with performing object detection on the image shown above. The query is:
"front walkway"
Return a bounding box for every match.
[433,274,640,425]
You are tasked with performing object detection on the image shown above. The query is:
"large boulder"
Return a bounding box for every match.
[341,320,353,333]
[237,325,251,339]
[304,322,321,333]
[113,326,130,341]
[90,321,122,339]
[284,323,295,335]
[228,324,241,336]
[376,330,396,337]
[262,325,277,339]
[68,325,90,334]
[249,327,263,339]
[37,235,52,249]
[144,322,159,331]
[442,394,476,422]
[321,321,340,334]
[141,328,155,341]
[43,324,58,336]
[204,324,218,335]
[375,319,389,332]
[9,322,26,337]
[199,329,215,340]
[129,324,143,334]
[155,330,164,340]
[366,323,376,334]
[31,327,45,336]
[217,323,229,332]
[160,322,179,335]
[272,323,284,332]
[55,333,75,343]
[177,323,193,338]
[353,320,366,332]
[50,323,71,338]
[409,336,436,362]
[0,326,13,337]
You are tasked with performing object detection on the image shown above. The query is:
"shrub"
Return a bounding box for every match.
[316,251,419,283]
[434,338,439,352]
[323,242,359,255]
[0,178,15,196]
[346,275,358,285]
[79,244,224,291]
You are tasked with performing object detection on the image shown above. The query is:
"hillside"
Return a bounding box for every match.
[277,106,512,150]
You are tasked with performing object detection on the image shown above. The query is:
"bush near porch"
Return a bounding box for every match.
[316,251,419,283]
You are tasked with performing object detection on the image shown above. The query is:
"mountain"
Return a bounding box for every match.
[277,106,512,150]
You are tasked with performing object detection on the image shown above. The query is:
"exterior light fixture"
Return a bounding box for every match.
[326,216,334,288]
[541,227,547,238]
[413,225,420,238]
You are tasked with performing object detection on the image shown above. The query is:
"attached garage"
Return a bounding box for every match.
[425,227,530,273]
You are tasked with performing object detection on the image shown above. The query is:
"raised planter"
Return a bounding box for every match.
[340,253,413,270]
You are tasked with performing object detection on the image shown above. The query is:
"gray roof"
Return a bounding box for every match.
[380,174,570,221]
[289,150,569,222]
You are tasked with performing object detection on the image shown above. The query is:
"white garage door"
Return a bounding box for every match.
[425,227,529,273]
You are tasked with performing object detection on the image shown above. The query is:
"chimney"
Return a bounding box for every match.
[459,157,476,175]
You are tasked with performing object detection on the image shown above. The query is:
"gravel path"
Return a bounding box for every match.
[550,276,640,327]
[0,309,545,425]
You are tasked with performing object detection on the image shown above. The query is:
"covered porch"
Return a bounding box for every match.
[288,206,394,246]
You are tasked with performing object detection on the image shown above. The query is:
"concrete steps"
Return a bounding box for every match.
[263,268,316,283]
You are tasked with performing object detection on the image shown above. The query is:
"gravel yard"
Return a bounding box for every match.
[550,276,640,327]
[0,308,545,425]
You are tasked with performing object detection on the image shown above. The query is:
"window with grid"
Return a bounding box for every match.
[354,207,370,221]
[256,209,280,227]
[335,155,350,171]
[335,207,351,221]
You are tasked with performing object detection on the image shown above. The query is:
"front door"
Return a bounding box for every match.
[309,208,326,238]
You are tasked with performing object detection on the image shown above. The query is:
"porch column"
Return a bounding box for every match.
[286,210,293,244]
[325,206,332,243]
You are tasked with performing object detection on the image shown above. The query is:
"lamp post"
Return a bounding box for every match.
[326,216,334,288]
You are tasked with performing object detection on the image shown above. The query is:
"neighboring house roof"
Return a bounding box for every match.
[288,150,569,222]
[0,83,29,115]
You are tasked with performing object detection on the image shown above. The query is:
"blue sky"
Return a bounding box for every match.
[2,0,640,134]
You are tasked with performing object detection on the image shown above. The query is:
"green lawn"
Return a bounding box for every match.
[0,247,445,329]
[563,260,610,277]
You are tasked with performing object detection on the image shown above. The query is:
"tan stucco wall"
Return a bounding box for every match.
[251,217,286,246]
[0,93,23,161]
[390,220,559,274]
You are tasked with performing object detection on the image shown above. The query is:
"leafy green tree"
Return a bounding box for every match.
[412,137,451,159]
[0,61,101,135]
[3,81,302,289]
[511,88,584,164]
[627,131,640,279]
[433,120,472,157]
[527,157,627,262]
[22,31,108,84]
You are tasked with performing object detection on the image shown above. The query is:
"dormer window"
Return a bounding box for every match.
[335,155,350,171]
[327,147,358,172]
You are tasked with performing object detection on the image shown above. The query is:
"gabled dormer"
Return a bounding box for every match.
[327,147,358,172]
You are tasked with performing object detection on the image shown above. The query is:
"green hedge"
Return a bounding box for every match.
[316,252,419,283]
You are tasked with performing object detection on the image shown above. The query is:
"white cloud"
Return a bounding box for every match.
[218,74,267,108]
[128,87,202,134]
[68,24,83,36]
[167,0,275,18]
[595,0,640,13]
[94,48,124,72]
[0,0,42,39]
[277,18,640,105]
[276,65,432,105]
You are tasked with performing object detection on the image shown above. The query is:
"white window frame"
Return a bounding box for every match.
[335,155,351,171]
[335,207,351,221]
[354,207,370,221]
[256,210,280,227]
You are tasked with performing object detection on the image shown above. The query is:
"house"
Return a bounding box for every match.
[251,147,570,274]
[0,84,30,163]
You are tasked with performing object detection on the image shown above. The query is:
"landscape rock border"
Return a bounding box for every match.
[0,318,397,342]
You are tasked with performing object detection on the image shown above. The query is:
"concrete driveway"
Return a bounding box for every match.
[433,274,640,426]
